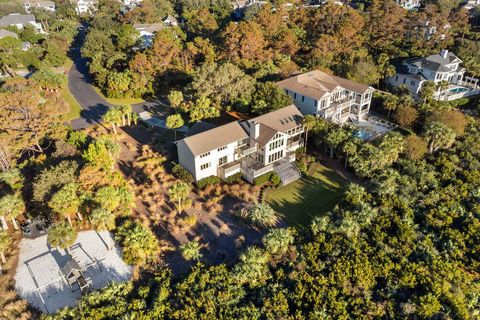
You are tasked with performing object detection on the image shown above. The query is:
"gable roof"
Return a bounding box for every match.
[0,29,18,39]
[22,0,56,7]
[134,23,165,35]
[276,70,371,100]
[406,50,462,72]
[61,259,82,278]
[178,105,303,156]
[180,121,248,157]
[0,14,35,27]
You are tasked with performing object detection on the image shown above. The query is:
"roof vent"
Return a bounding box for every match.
[440,49,448,59]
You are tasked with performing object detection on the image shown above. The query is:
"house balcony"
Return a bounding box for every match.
[240,157,274,182]
[287,140,303,152]
[236,144,257,157]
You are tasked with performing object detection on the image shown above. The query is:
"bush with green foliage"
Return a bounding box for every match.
[171,162,194,182]
[196,175,221,189]
[224,172,242,184]
[253,172,273,186]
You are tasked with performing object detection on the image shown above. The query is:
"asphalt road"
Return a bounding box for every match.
[68,28,151,130]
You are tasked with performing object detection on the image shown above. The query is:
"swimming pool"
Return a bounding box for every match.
[449,87,469,93]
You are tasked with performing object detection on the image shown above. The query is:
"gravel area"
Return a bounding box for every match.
[14,231,133,314]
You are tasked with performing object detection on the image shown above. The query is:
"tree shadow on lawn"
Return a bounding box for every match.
[162,198,275,277]
[267,167,347,228]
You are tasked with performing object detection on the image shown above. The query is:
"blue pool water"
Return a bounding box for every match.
[449,87,469,93]
[356,129,375,141]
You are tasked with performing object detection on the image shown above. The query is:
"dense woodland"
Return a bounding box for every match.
[0,0,479,319]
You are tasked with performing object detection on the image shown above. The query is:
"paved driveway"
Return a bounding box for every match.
[68,28,150,130]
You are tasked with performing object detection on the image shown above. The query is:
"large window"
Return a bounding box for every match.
[268,150,284,163]
[217,146,227,151]
[237,138,248,146]
[200,162,210,170]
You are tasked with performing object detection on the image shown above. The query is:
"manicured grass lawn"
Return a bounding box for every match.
[61,87,82,121]
[266,164,348,227]
[93,87,145,105]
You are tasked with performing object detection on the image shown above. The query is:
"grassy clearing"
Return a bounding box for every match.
[93,87,145,105]
[266,164,348,227]
[61,87,82,120]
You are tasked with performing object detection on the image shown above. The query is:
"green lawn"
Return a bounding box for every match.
[266,164,348,227]
[61,87,82,121]
[93,87,145,105]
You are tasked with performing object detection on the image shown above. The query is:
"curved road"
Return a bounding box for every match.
[68,28,152,130]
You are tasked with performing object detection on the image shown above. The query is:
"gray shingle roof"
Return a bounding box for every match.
[0,29,18,39]
[0,14,35,27]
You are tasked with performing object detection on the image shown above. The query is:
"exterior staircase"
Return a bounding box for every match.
[274,159,301,186]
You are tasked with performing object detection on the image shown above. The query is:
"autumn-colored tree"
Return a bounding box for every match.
[428,109,468,136]
[403,134,428,160]
[222,20,270,68]
[393,105,419,128]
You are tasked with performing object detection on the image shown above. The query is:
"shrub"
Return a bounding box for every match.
[171,162,194,182]
[253,172,273,186]
[196,175,221,189]
[225,172,242,184]
[238,203,278,228]
[269,173,281,187]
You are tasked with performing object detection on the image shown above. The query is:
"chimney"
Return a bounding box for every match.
[440,49,448,59]
[249,121,260,144]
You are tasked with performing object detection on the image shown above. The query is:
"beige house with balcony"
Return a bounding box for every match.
[276,70,374,124]
[175,105,304,185]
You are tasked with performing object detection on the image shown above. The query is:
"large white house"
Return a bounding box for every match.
[22,0,56,12]
[396,0,420,10]
[276,70,374,124]
[387,49,480,101]
[0,14,44,33]
[176,105,304,185]
[70,0,98,14]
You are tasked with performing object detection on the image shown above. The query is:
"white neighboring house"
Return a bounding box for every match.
[22,0,56,13]
[0,29,18,39]
[0,14,44,33]
[276,70,374,124]
[119,0,143,6]
[163,15,178,26]
[70,0,98,15]
[387,49,480,101]
[464,0,480,9]
[133,23,165,47]
[396,0,420,10]
[176,105,304,185]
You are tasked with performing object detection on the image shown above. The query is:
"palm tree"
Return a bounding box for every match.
[168,182,191,212]
[115,221,159,265]
[262,228,295,255]
[0,168,24,192]
[436,80,450,101]
[423,121,456,153]
[102,107,123,135]
[302,115,317,153]
[233,246,269,287]
[0,230,11,271]
[94,186,121,212]
[0,194,25,230]
[247,203,278,228]
[47,222,77,253]
[48,183,81,225]
[89,207,116,250]
[179,240,203,261]
[325,129,349,158]
[342,141,358,168]
[119,104,133,126]
[383,94,398,120]
[166,114,184,141]
[168,90,184,109]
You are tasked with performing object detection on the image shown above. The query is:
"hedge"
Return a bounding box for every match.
[225,172,242,184]
[171,162,194,182]
[196,175,221,189]
[253,172,281,187]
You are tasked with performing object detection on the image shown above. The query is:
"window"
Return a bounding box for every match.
[293,93,297,99]
[200,163,210,170]
[268,150,284,163]
[285,89,289,94]
[269,138,284,151]
[199,152,210,158]
[403,78,406,84]
[218,156,227,166]
[410,80,415,86]
[395,75,398,82]
[237,138,248,146]
[314,100,318,107]
[217,146,227,152]
[302,95,305,102]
